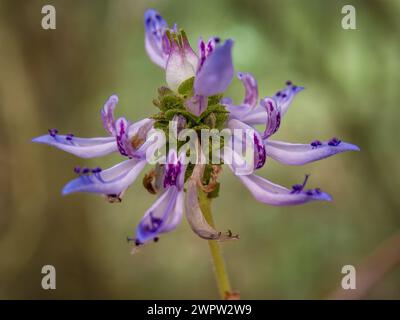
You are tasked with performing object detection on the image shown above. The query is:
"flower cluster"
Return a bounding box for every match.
[33,9,359,249]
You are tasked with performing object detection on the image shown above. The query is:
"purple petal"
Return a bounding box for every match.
[260,97,281,139]
[194,39,234,96]
[229,170,332,206]
[115,117,135,157]
[274,81,304,115]
[32,135,117,158]
[144,9,169,68]
[62,158,146,195]
[184,94,208,116]
[197,37,219,73]
[101,95,118,135]
[264,139,360,165]
[225,104,267,125]
[163,149,184,188]
[136,187,184,243]
[226,119,263,174]
[237,72,258,109]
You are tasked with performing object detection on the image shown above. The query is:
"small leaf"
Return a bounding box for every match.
[178,76,195,96]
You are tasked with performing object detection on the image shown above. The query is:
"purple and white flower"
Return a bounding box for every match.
[33,9,359,248]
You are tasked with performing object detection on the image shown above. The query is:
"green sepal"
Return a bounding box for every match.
[178,76,195,96]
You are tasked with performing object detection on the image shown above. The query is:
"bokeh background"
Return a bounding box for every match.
[1,0,399,299]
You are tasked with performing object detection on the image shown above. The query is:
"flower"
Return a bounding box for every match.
[222,75,360,205]
[33,9,359,249]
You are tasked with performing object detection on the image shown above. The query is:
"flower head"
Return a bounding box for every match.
[33,9,359,250]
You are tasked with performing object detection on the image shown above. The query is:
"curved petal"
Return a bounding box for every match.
[273,81,304,115]
[115,117,135,157]
[265,139,360,165]
[226,104,267,125]
[101,95,118,135]
[185,164,238,241]
[144,9,169,68]
[260,97,281,139]
[228,168,332,206]
[194,39,234,97]
[136,187,184,243]
[62,158,146,195]
[32,134,117,159]
[238,72,258,109]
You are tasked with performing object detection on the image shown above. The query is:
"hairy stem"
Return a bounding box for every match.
[198,190,232,299]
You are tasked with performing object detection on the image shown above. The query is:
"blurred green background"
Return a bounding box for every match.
[0,0,399,299]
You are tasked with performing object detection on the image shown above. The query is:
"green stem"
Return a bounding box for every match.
[198,190,232,300]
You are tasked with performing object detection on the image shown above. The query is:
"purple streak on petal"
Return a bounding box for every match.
[32,134,117,158]
[228,170,332,206]
[163,150,183,188]
[101,95,118,135]
[253,133,266,169]
[194,39,234,96]
[144,9,169,68]
[264,139,360,166]
[115,117,134,157]
[237,72,258,109]
[136,187,184,243]
[197,37,219,73]
[260,97,281,139]
[62,158,146,195]
[274,81,304,115]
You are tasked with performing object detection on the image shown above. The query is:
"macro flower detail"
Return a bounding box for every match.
[33,8,359,250]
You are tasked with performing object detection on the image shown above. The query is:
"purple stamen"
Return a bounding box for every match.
[66,133,74,141]
[48,128,58,137]
[310,140,322,148]
[82,167,90,174]
[91,167,102,174]
[73,166,81,174]
[286,80,292,86]
[276,91,281,97]
[328,137,341,146]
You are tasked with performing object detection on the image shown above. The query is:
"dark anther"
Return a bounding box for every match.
[135,239,142,246]
[153,237,159,242]
[92,167,102,174]
[214,37,221,43]
[73,166,81,174]
[276,91,281,97]
[292,85,297,90]
[155,14,162,21]
[310,140,322,148]
[82,167,90,174]
[328,137,341,146]
[306,188,322,196]
[286,80,292,86]
[66,133,74,141]
[48,128,58,137]
[281,94,287,98]
[291,174,310,194]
